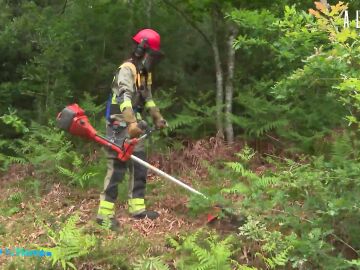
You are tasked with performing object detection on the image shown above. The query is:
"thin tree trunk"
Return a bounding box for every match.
[211,16,224,138]
[161,0,225,137]
[224,25,237,143]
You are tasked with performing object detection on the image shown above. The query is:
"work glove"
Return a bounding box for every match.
[128,122,144,138]
[149,107,167,129]
[122,107,144,138]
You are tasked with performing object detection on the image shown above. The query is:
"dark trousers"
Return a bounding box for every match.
[99,124,147,203]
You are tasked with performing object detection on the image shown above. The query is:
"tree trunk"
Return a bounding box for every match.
[224,25,237,143]
[211,16,224,138]
[160,0,228,138]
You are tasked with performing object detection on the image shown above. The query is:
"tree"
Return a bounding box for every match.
[161,0,240,142]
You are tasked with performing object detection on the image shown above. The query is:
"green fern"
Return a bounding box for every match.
[221,182,249,195]
[9,122,74,173]
[170,230,236,270]
[42,215,96,270]
[236,144,256,163]
[79,92,105,115]
[0,108,29,133]
[5,155,27,164]
[256,247,291,269]
[167,236,181,250]
[240,217,293,269]
[133,256,170,270]
[57,165,98,188]
[254,176,278,188]
[167,113,199,132]
[0,154,26,172]
[330,132,357,164]
[226,161,278,189]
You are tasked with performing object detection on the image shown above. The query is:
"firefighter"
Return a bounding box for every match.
[97,29,167,230]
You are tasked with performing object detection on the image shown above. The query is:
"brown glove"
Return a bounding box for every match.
[128,122,144,138]
[122,107,144,138]
[149,107,167,129]
[122,107,137,123]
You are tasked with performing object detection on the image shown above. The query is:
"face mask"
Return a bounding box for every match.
[141,50,163,73]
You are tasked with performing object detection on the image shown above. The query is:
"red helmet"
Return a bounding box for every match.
[132,29,161,51]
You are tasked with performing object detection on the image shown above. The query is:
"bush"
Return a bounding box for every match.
[224,133,360,269]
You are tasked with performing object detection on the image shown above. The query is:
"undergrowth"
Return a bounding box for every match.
[217,131,360,269]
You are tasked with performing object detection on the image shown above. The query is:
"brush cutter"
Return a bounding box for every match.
[56,104,245,226]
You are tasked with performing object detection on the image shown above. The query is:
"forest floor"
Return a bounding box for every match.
[0,167,202,269]
[0,138,264,269]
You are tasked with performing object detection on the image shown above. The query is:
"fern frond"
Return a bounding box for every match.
[41,215,96,270]
[167,237,181,250]
[221,182,250,194]
[254,176,278,188]
[133,256,170,270]
[3,155,27,164]
[167,113,198,131]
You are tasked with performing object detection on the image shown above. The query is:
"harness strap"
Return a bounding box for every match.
[107,62,154,119]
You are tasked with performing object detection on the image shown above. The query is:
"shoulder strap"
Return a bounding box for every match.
[119,62,137,83]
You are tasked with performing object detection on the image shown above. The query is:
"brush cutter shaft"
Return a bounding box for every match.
[130,155,207,198]
[57,104,207,198]
[97,131,206,198]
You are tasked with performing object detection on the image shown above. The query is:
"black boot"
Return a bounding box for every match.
[96,218,120,231]
[132,210,159,220]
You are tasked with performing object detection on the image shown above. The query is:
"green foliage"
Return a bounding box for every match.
[239,217,294,269]
[25,178,41,198]
[79,92,106,130]
[133,256,170,270]
[0,109,28,170]
[169,230,238,270]
[57,154,98,188]
[7,191,23,204]
[0,191,24,216]
[0,154,27,167]
[225,161,278,190]
[0,108,29,134]
[187,193,228,217]
[9,122,74,174]
[164,92,219,139]
[235,144,256,163]
[225,132,360,269]
[229,3,360,153]
[79,92,105,116]
[43,215,96,270]
[2,1,360,270]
